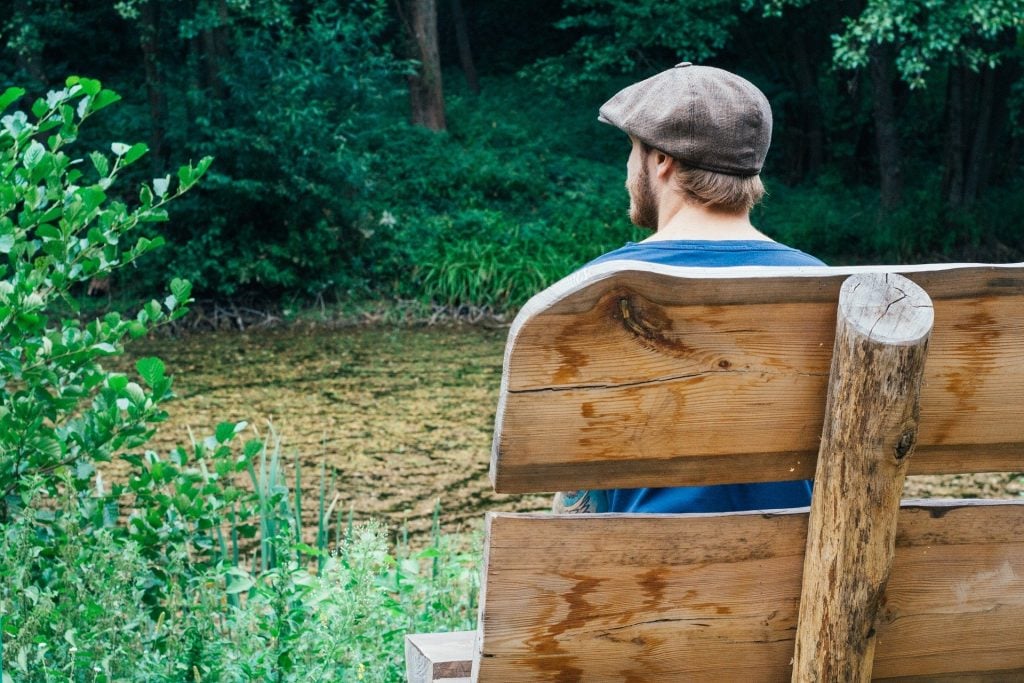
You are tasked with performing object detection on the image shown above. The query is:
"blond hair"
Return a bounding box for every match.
[640,141,766,214]
[673,164,766,214]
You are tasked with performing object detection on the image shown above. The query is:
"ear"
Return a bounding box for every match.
[653,151,676,181]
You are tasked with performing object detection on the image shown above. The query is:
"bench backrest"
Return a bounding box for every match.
[474,263,1024,681]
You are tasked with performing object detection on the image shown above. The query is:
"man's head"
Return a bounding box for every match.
[601,63,771,221]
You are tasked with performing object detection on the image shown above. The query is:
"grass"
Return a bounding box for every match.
[1,428,480,682]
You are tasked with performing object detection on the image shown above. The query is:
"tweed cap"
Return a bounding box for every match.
[598,63,772,176]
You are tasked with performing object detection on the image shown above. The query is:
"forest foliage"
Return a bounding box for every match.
[0,80,476,681]
[1,0,1021,310]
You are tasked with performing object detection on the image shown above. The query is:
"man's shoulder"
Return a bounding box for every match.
[587,239,826,269]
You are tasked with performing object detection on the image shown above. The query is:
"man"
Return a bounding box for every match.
[554,62,824,515]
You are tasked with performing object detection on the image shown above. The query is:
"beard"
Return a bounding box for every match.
[627,160,658,230]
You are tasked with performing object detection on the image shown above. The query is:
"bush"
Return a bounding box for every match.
[0,77,208,520]
[354,80,643,310]
[0,79,479,682]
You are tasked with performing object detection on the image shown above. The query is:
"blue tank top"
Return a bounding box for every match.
[587,240,825,513]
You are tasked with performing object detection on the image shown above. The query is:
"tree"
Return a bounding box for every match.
[398,0,446,130]
[532,0,741,84]
[830,0,1024,209]
[449,0,479,94]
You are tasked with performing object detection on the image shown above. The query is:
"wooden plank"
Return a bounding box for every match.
[491,263,1024,493]
[472,501,1024,682]
[793,273,933,682]
[406,631,474,682]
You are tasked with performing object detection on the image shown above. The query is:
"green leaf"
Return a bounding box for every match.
[79,78,102,96]
[195,156,214,179]
[36,224,61,240]
[31,435,62,460]
[90,152,110,178]
[226,571,254,595]
[124,382,146,405]
[108,374,128,391]
[124,142,149,165]
[90,89,121,113]
[63,628,78,648]
[178,164,193,187]
[215,422,237,443]
[31,98,47,118]
[136,357,165,388]
[0,235,14,253]
[38,205,61,223]
[295,542,325,556]
[111,142,129,156]
[77,186,106,212]
[23,140,46,170]
[170,277,191,303]
[0,87,25,112]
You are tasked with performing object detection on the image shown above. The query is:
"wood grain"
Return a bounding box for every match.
[406,631,475,682]
[792,273,933,682]
[491,263,1024,494]
[472,501,1024,682]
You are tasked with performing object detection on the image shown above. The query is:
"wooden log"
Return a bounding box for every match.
[405,631,474,682]
[792,273,934,682]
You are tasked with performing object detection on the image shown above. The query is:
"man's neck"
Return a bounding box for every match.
[643,202,771,242]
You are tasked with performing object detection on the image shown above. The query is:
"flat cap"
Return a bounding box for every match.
[598,63,772,176]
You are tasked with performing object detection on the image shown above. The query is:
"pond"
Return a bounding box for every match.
[119,324,548,539]
[119,323,1021,539]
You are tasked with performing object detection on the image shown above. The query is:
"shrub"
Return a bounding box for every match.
[0,79,479,682]
[0,77,209,521]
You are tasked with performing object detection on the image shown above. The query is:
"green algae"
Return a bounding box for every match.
[116,324,548,538]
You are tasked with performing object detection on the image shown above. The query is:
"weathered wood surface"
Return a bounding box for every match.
[472,502,1024,682]
[491,262,1024,493]
[792,273,933,682]
[405,631,475,682]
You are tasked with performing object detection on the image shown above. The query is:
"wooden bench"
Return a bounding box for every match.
[407,261,1024,682]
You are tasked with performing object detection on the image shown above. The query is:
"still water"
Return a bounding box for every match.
[120,324,548,537]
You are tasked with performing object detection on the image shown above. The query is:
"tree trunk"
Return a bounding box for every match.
[403,0,446,130]
[869,44,903,210]
[793,34,823,178]
[450,0,479,94]
[964,66,995,206]
[792,272,933,682]
[942,65,965,210]
[197,0,230,100]
[138,0,167,172]
[12,0,48,87]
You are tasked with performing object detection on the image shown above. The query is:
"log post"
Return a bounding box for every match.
[792,272,934,682]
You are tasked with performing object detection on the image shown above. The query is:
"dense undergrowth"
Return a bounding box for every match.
[0,80,477,682]
[140,68,1024,314]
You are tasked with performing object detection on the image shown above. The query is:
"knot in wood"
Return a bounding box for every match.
[894,428,917,461]
[618,296,652,339]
